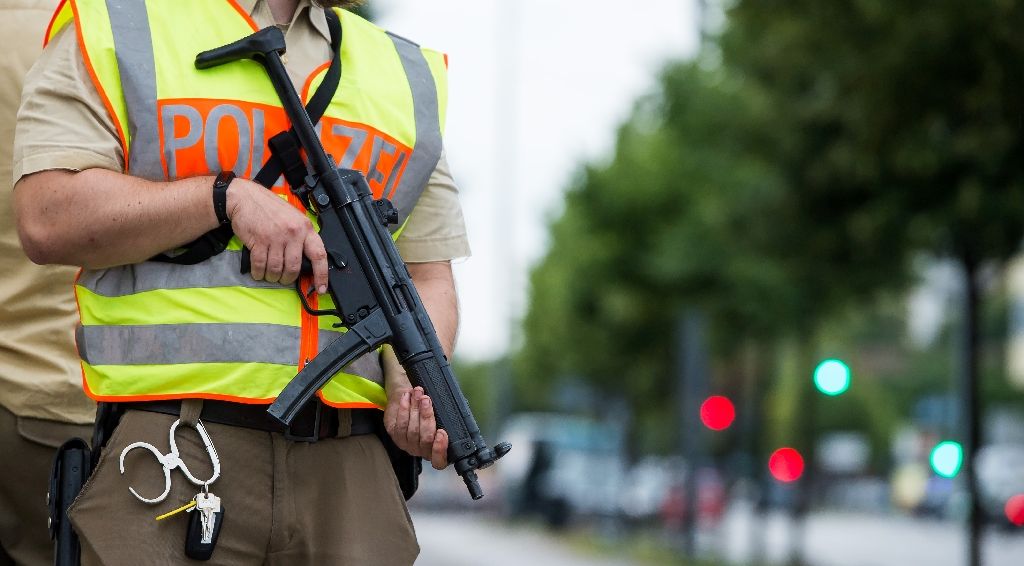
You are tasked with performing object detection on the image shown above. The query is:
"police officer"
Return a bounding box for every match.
[0,2,96,565]
[13,0,469,563]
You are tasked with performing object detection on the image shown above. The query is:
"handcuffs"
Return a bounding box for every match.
[118,418,221,504]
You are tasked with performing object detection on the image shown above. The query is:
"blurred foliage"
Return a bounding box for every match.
[510,0,1024,466]
[451,357,506,438]
[330,1,373,19]
[720,0,1024,468]
[515,63,791,453]
[723,0,1024,266]
[349,2,373,20]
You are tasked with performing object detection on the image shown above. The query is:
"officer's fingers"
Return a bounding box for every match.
[384,386,410,435]
[392,389,412,443]
[431,429,449,470]
[406,388,423,446]
[383,394,399,436]
[249,244,268,281]
[281,237,304,285]
[418,396,436,455]
[303,232,329,295]
[265,244,285,283]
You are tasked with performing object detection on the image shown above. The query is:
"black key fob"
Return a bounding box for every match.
[184,503,224,561]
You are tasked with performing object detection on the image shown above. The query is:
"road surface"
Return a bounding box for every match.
[413,510,635,566]
[412,507,1024,566]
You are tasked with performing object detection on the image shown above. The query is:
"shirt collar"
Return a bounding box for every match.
[235,0,331,43]
[306,4,331,43]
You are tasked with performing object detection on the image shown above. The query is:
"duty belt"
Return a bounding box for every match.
[123,399,381,442]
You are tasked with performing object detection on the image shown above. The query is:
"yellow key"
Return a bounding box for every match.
[155,500,196,521]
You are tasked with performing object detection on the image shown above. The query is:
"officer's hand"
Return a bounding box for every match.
[382,349,449,470]
[226,178,328,291]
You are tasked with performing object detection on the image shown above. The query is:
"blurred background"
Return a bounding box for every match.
[369,1,1024,565]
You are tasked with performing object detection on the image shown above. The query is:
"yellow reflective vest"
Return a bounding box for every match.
[47,0,447,409]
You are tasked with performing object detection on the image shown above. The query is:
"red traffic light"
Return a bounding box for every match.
[700,395,736,431]
[1006,494,1024,527]
[769,447,805,483]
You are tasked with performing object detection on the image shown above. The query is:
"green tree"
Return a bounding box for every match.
[722,2,1024,562]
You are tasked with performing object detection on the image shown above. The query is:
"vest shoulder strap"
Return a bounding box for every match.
[44,0,74,47]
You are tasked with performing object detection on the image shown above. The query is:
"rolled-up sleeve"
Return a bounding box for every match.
[13,25,124,185]
[395,150,471,263]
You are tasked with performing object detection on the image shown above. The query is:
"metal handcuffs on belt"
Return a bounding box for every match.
[118,419,221,504]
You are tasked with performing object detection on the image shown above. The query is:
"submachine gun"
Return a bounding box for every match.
[195,27,510,500]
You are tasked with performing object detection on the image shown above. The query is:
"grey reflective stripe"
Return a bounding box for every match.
[387,33,443,231]
[317,331,385,386]
[78,251,285,297]
[79,324,383,384]
[78,323,299,366]
[106,0,163,180]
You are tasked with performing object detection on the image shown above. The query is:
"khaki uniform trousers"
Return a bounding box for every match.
[0,405,93,566]
[69,409,419,565]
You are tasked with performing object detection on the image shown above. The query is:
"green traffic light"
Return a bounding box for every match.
[813,358,851,396]
[930,441,963,478]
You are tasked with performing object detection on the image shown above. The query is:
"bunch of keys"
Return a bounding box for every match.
[185,489,224,561]
[125,418,226,561]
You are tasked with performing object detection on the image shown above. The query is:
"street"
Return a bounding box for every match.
[412,507,1024,566]
[413,510,635,566]
[721,508,1024,566]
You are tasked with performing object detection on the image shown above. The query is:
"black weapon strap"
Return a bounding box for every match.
[152,8,342,265]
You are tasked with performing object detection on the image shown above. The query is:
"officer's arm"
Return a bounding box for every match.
[408,261,459,357]
[382,260,457,469]
[15,168,218,267]
[14,168,328,289]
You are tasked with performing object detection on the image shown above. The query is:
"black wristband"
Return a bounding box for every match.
[212,171,235,226]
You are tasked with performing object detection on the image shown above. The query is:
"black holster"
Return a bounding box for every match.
[377,428,422,501]
[48,438,90,566]
[49,403,122,566]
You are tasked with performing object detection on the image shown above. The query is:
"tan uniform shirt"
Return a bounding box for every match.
[1,0,95,423]
[14,0,471,263]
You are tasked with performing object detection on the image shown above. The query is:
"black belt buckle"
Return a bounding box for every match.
[282,400,323,442]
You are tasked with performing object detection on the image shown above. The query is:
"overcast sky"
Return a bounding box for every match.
[375,1,700,360]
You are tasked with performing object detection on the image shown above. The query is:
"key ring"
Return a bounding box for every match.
[119,418,221,504]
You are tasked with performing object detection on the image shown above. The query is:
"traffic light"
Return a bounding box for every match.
[813,358,851,396]
[768,447,805,483]
[1005,494,1024,527]
[929,441,963,478]
[699,395,736,431]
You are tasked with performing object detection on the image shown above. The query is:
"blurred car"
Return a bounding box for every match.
[618,456,726,528]
[889,443,1024,525]
[977,443,1024,527]
[619,457,678,523]
[658,466,727,529]
[498,413,627,528]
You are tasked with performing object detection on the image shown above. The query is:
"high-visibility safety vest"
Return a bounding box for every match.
[46,0,447,409]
